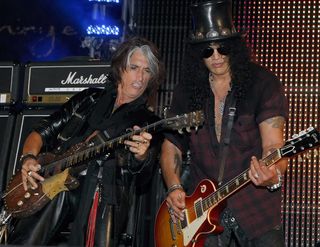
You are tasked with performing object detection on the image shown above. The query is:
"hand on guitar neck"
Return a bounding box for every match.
[248,156,284,189]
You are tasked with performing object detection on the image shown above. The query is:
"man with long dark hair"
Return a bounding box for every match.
[7,36,165,246]
[160,1,288,246]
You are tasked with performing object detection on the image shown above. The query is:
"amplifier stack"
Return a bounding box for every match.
[0,60,111,192]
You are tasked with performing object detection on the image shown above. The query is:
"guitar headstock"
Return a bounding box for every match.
[280,127,320,158]
[165,110,204,133]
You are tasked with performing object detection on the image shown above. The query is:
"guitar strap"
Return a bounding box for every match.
[217,90,236,186]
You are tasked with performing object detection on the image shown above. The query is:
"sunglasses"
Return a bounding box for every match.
[202,46,230,58]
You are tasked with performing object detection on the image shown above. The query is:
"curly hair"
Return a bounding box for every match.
[181,37,252,111]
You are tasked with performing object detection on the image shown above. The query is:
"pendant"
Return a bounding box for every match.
[219,100,225,115]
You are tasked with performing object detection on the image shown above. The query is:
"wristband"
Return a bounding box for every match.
[267,168,283,192]
[166,184,183,196]
[19,152,37,164]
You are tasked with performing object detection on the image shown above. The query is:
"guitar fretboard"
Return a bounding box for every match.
[38,111,204,175]
[40,118,167,174]
[199,149,282,212]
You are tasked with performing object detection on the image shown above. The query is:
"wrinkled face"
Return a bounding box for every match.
[203,43,230,77]
[119,49,151,103]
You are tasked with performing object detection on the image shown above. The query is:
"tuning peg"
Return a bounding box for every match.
[186,127,191,132]
[163,107,170,118]
[314,149,319,156]
[299,130,306,136]
[178,129,183,134]
[307,126,314,131]
[306,152,311,160]
[195,126,198,131]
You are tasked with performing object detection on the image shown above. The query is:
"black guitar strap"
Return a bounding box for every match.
[217,90,236,186]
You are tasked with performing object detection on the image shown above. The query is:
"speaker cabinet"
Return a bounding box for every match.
[6,109,57,183]
[0,111,16,192]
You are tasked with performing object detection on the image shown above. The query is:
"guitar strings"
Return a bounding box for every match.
[42,113,199,174]
[178,149,281,220]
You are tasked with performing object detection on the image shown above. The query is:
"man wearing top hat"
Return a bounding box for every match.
[160,0,288,246]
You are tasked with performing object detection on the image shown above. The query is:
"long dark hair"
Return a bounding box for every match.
[181,37,252,111]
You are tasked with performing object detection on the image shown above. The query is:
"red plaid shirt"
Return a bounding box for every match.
[166,64,288,239]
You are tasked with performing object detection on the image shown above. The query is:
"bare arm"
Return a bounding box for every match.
[160,139,185,221]
[22,131,43,156]
[249,116,288,187]
[160,139,183,187]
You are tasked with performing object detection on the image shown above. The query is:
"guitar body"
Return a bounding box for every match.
[3,152,80,218]
[155,179,225,247]
[3,172,50,218]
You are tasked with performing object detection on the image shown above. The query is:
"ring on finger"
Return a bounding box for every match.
[254,173,259,179]
[28,171,32,177]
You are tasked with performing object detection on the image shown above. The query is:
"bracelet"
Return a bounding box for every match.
[267,168,283,192]
[166,184,183,196]
[19,152,37,164]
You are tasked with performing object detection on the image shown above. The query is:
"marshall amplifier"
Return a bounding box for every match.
[0,62,20,105]
[23,61,111,105]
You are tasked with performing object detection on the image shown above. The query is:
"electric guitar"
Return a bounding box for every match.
[2,110,204,218]
[154,127,320,247]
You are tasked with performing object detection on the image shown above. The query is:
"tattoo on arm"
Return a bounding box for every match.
[265,116,285,129]
[173,153,182,174]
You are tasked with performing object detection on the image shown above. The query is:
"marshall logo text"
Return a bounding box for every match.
[61,72,108,85]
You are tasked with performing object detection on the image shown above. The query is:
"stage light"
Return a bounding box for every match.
[88,0,120,3]
[81,0,123,59]
[86,24,120,36]
[84,0,123,37]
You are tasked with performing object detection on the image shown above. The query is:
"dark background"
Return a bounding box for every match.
[0,0,117,62]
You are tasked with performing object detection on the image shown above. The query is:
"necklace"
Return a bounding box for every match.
[218,98,225,115]
[209,72,226,115]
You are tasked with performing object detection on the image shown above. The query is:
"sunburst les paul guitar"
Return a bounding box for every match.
[154,127,320,247]
[2,111,204,218]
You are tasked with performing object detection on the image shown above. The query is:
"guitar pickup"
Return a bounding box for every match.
[194,198,203,218]
[180,211,188,229]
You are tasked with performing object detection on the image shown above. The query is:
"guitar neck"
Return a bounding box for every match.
[41,117,171,174]
[202,149,282,211]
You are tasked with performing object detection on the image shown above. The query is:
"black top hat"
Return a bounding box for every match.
[189,0,240,43]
